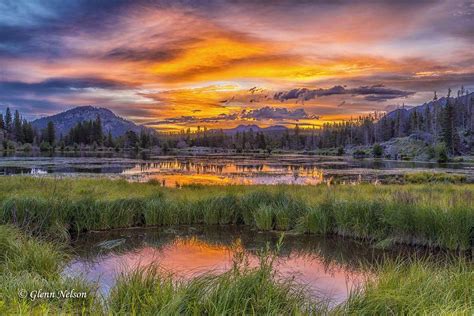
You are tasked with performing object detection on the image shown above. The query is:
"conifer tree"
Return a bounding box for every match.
[5,107,12,132]
[13,110,22,141]
[46,121,56,145]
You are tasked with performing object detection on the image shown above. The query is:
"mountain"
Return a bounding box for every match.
[385,93,474,120]
[31,106,152,138]
[220,124,288,135]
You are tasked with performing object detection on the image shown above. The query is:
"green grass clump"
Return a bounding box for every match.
[296,205,333,235]
[339,258,474,315]
[254,205,274,231]
[404,172,467,184]
[0,225,101,314]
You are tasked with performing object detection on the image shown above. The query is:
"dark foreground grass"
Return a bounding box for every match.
[1,225,472,315]
[0,225,101,315]
[0,177,473,250]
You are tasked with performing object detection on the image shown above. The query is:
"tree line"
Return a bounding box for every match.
[2,87,473,155]
[318,88,473,154]
[0,108,157,151]
[0,108,51,148]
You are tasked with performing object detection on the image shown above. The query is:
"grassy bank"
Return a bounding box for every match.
[339,257,473,315]
[0,177,473,250]
[1,225,472,315]
[0,225,101,314]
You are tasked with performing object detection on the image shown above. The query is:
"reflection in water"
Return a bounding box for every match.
[66,226,444,305]
[122,159,326,186]
[1,154,473,186]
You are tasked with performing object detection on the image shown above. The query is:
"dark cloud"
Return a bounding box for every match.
[0,97,65,120]
[105,47,182,62]
[274,85,414,102]
[146,106,316,126]
[146,113,239,125]
[0,0,135,58]
[0,77,132,96]
[241,106,318,120]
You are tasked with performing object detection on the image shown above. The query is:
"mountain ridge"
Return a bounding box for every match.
[31,106,153,138]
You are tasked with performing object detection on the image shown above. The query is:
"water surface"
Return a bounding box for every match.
[1,153,473,186]
[66,226,445,305]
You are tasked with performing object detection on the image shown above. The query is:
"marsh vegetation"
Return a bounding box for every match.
[0,177,472,314]
[1,177,472,250]
[0,225,472,315]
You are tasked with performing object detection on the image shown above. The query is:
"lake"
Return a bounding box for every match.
[0,153,473,186]
[65,226,449,306]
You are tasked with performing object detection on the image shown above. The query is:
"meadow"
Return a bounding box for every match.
[0,177,472,250]
[0,177,472,314]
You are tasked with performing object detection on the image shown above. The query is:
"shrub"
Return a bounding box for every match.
[372,143,383,158]
[435,142,448,162]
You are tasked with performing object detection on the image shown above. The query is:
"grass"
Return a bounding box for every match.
[1,225,472,315]
[0,225,101,315]
[109,238,320,315]
[339,257,474,315]
[404,172,467,184]
[0,177,473,250]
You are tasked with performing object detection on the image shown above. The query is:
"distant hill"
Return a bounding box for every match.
[31,106,153,138]
[220,124,288,135]
[385,93,474,120]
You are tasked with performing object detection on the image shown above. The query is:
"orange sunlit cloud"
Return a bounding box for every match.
[1,0,473,130]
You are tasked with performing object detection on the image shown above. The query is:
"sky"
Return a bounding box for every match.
[1,0,474,132]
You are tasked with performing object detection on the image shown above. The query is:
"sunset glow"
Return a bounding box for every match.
[1,0,473,131]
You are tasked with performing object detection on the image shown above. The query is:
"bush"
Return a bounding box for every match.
[353,149,367,158]
[337,146,345,156]
[19,143,33,152]
[435,142,448,162]
[39,141,52,152]
[372,143,383,157]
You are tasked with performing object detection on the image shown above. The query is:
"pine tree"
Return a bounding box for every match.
[22,120,34,144]
[13,110,22,142]
[0,114,4,130]
[424,106,431,133]
[93,115,103,145]
[46,121,56,145]
[5,108,12,132]
[441,92,456,154]
[106,131,114,148]
[293,124,300,149]
[139,130,150,148]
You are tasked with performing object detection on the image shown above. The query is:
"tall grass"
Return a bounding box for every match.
[109,238,320,315]
[1,224,472,315]
[0,225,101,314]
[338,257,474,314]
[0,177,473,250]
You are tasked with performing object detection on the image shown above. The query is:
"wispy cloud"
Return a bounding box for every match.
[0,0,472,129]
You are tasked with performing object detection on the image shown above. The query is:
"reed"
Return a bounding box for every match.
[0,177,472,250]
[254,204,274,231]
[1,224,471,315]
[338,257,474,315]
[0,225,101,314]
[109,239,319,315]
